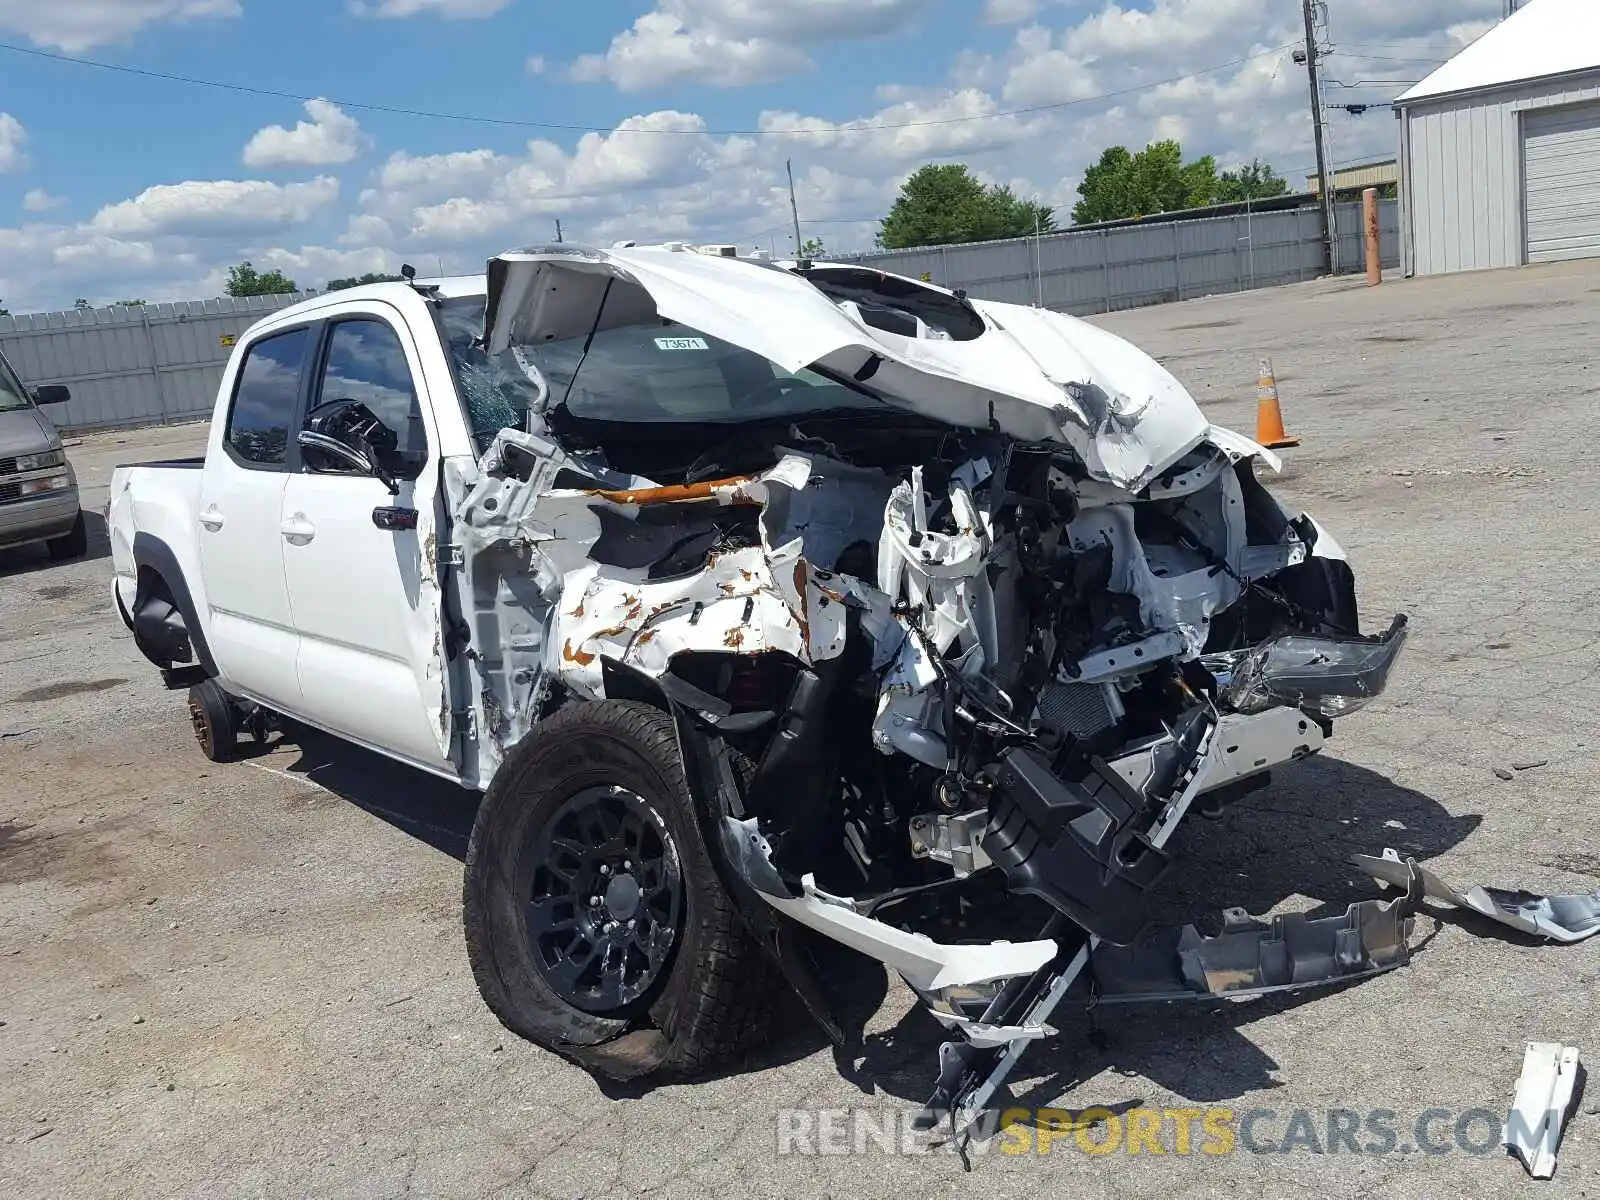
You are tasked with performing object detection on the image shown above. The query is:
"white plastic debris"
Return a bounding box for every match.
[1503,1041,1580,1179]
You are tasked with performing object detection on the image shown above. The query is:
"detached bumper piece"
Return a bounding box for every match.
[1505,1042,1581,1179]
[1092,865,1422,1004]
[1222,613,1410,719]
[982,748,1169,947]
[1355,847,1600,944]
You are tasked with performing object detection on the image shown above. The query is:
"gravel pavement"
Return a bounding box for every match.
[4,262,1600,1198]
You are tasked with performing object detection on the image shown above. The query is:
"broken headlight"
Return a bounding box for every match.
[1217,615,1409,719]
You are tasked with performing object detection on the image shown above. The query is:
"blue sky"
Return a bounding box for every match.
[0,0,1499,312]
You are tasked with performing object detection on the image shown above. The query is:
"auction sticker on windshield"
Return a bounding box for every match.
[655,337,710,351]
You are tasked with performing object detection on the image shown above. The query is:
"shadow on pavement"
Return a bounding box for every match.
[0,508,113,576]
[831,755,1482,1110]
[272,724,480,861]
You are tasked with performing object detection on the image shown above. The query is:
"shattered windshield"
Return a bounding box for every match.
[0,351,33,412]
[439,294,881,450]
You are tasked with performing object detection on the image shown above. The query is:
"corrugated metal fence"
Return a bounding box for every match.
[838,198,1400,315]
[0,292,312,434]
[0,199,1398,434]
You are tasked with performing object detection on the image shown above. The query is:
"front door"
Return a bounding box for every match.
[281,305,454,773]
[197,325,309,709]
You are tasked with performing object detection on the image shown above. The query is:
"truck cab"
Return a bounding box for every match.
[109,276,479,776]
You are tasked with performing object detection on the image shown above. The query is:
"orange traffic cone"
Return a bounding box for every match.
[1255,355,1300,450]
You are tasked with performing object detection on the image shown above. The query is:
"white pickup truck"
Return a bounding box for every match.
[110,245,1408,1108]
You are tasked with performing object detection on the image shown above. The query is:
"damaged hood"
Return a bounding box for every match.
[484,246,1217,491]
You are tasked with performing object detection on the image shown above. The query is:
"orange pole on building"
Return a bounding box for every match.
[1363,187,1382,286]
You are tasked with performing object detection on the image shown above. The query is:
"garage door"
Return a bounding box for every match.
[1524,104,1600,264]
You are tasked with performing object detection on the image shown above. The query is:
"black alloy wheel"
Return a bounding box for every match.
[524,784,684,1014]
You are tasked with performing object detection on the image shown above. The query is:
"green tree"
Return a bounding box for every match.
[326,272,406,291]
[225,261,298,297]
[878,163,1056,249]
[115,299,146,307]
[1216,159,1290,203]
[1072,141,1257,224]
[799,237,826,259]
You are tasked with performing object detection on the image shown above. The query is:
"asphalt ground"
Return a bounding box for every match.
[4,261,1600,1198]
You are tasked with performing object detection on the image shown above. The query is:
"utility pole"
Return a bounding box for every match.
[1301,0,1338,273]
[554,219,564,244]
[786,159,804,259]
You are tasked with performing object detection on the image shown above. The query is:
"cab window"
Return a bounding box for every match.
[224,328,310,469]
[308,318,429,479]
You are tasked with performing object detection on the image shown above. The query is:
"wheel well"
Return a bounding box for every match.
[130,533,219,676]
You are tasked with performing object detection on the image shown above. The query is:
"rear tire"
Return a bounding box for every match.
[463,700,777,1078]
[46,512,88,561]
[188,679,239,763]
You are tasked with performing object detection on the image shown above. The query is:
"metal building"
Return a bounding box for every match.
[1395,0,1600,276]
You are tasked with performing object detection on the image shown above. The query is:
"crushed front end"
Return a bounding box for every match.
[446,245,1410,1121]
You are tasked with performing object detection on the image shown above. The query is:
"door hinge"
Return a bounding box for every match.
[451,707,478,741]
[441,545,464,569]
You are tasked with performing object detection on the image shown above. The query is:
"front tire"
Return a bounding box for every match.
[463,700,776,1078]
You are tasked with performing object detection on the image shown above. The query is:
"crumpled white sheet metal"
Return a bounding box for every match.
[1353,848,1600,943]
[1504,1042,1580,1179]
[484,246,1214,492]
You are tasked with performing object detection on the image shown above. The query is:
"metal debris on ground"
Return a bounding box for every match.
[1354,848,1600,943]
[1092,865,1422,1004]
[1504,1042,1580,1179]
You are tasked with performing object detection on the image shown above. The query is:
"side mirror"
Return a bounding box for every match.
[33,384,71,405]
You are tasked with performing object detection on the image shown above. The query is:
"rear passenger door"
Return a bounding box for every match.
[197,325,310,708]
[280,306,454,773]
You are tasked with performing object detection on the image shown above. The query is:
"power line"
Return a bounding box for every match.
[0,39,1292,138]
[1331,52,1447,65]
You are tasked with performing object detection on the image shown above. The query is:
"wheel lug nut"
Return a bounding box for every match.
[627,919,636,930]
[589,896,601,906]
[623,860,632,871]
[600,865,611,876]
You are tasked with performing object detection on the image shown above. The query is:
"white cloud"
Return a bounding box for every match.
[348,0,511,16]
[243,99,368,169]
[0,0,240,52]
[53,234,159,269]
[23,188,63,212]
[571,0,933,90]
[982,0,1045,23]
[340,213,395,246]
[0,113,26,173]
[526,54,548,74]
[90,177,341,238]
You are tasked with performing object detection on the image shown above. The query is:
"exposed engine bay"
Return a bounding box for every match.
[439,245,1410,1125]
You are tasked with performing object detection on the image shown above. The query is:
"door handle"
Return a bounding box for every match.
[199,509,225,532]
[372,506,418,531]
[280,514,316,545]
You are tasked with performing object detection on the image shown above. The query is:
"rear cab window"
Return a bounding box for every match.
[224,328,310,469]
